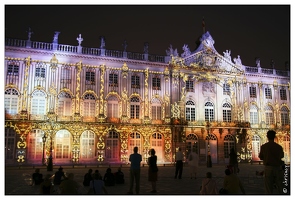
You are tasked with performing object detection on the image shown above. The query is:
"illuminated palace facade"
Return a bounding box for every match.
[4,30,290,166]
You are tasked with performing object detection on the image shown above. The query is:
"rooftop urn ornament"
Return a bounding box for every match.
[77,34,83,46]
[27,27,33,41]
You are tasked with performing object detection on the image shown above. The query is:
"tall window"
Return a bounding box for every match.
[31,90,46,115]
[222,102,232,122]
[55,130,71,160]
[81,130,95,159]
[34,63,47,87]
[35,67,46,78]
[223,83,230,95]
[152,77,161,90]
[130,97,140,119]
[265,88,272,99]
[60,66,71,88]
[250,104,258,124]
[5,88,19,115]
[106,130,119,160]
[224,134,235,159]
[186,78,194,92]
[252,135,261,161]
[109,73,118,87]
[280,88,287,100]
[28,129,44,160]
[57,92,72,116]
[107,96,119,118]
[129,132,141,154]
[265,105,274,125]
[86,71,95,85]
[280,106,290,126]
[186,100,196,121]
[249,86,256,98]
[6,61,19,85]
[5,128,16,161]
[205,102,214,122]
[131,75,140,88]
[83,93,96,117]
[151,98,162,120]
[186,134,198,155]
[151,133,163,161]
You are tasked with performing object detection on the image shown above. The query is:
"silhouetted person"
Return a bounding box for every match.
[39,174,53,194]
[148,148,158,193]
[175,147,184,179]
[114,167,125,184]
[31,168,43,186]
[89,173,108,194]
[103,168,115,186]
[83,168,93,186]
[229,148,239,174]
[127,146,142,194]
[53,166,66,186]
[223,168,245,194]
[59,173,80,194]
[259,130,284,194]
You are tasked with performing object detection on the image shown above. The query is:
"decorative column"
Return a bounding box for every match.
[121,63,129,123]
[47,54,58,121]
[20,56,31,120]
[73,61,82,121]
[206,121,212,168]
[143,68,150,124]
[98,65,106,122]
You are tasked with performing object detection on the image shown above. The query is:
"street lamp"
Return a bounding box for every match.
[206,121,212,168]
[42,134,47,165]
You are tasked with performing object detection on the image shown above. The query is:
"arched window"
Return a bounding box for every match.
[186,134,198,155]
[151,133,163,162]
[107,96,119,118]
[186,100,196,121]
[83,93,96,117]
[280,106,290,126]
[250,104,258,124]
[55,130,71,160]
[58,92,72,116]
[224,134,235,159]
[31,90,46,115]
[106,130,119,160]
[251,135,261,161]
[130,97,140,119]
[81,130,95,159]
[5,88,19,115]
[151,98,162,120]
[205,102,214,122]
[222,102,232,122]
[265,105,274,125]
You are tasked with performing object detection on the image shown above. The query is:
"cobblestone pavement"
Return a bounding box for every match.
[4,163,290,196]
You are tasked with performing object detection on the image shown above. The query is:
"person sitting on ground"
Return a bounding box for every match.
[53,166,67,186]
[223,168,245,194]
[39,174,53,194]
[92,169,101,180]
[114,167,125,184]
[199,172,218,194]
[89,173,108,194]
[59,173,81,194]
[83,168,93,186]
[103,168,115,186]
[31,168,44,186]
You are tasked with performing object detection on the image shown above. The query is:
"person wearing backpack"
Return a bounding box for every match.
[83,169,93,186]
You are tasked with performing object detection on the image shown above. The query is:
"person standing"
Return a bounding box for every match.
[188,148,199,179]
[127,146,142,194]
[199,172,218,194]
[259,130,284,194]
[175,147,184,179]
[148,148,158,193]
[229,148,239,174]
[31,168,43,186]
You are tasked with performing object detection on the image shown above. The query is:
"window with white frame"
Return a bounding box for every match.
[106,130,119,160]
[250,104,258,124]
[107,96,119,118]
[28,129,44,160]
[31,90,46,115]
[280,106,290,126]
[55,130,71,159]
[83,93,96,117]
[224,134,235,159]
[130,97,140,119]
[265,87,272,99]
[205,101,214,122]
[57,92,72,116]
[129,132,141,154]
[35,67,46,78]
[151,98,162,120]
[186,100,196,121]
[265,105,274,125]
[5,88,19,115]
[186,134,198,155]
[81,130,95,159]
[186,77,194,92]
[222,102,232,122]
[6,61,19,85]
[252,135,261,161]
[223,83,230,95]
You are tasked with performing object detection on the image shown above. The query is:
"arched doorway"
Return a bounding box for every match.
[150,132,163,163]
[185,133,199,156]
[223,134,235,164]
[205,134,218,163]
[105,130,120,162]
[54,130,71,163]
[251,135,261,161]
[80,130,96,162]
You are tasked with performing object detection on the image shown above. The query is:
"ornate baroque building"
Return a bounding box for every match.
[4,29,290,166]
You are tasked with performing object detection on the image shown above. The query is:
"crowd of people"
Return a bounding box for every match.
[28,130,285,195]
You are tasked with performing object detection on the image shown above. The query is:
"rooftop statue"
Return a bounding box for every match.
[181,44,191,58]
[233,55,242,65]
[76,34,83,46]
[166,45,178,57]
[223,50,231,61]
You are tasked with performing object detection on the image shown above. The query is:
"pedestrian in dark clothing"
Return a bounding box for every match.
[229,148,239,174]
[53,166,66,185]
[175,147,184,179]
[114,167,125,184]
[127,146,142,194]
[83,169,93,186]
[31,168,43,186]
[148,148,158,193]
[103,168,115,186]
[259,130,284,194]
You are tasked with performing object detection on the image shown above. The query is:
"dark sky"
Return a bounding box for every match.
[5,5,290,70]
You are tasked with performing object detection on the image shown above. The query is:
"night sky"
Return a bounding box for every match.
[4,4,290,70]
